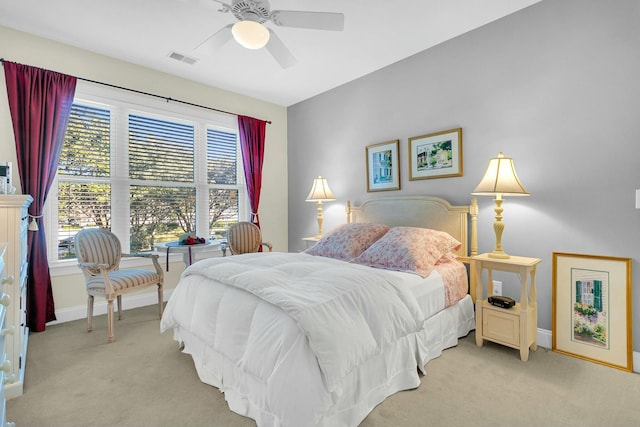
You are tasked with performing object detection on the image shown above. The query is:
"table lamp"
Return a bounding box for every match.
[306,176,336,237]
[471,152,529,259]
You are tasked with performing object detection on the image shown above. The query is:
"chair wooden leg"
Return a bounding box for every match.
[107,298,115,343]
[158,284,163,318]
[87,295,94,332]
[117,295,123,320]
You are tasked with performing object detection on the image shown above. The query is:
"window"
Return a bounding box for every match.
[47,84,246,262]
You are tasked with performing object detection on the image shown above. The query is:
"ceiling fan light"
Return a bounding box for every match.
[232,20,270,49]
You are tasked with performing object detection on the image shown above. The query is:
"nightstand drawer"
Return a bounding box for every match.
[483,305,520,347]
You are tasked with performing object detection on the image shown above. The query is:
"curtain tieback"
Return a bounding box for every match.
[28,213,43,231]
[251,212,259,224]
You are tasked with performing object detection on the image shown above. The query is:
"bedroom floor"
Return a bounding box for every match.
[8,304,640,427]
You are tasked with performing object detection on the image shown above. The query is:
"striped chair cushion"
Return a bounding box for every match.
[86,269,161,294]
[76,228,122,273]
[228,222,262,254]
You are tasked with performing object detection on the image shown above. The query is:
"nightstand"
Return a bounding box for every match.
[471,253,541,361]
[302,236,321,249]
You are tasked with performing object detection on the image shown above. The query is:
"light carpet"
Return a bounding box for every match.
[7,305,640,427]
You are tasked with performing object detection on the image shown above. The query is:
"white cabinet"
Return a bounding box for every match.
[0,243,13,425]
[0,195,33,399]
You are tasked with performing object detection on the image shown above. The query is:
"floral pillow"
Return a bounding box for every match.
[350,226,461,277]
[305,223,390,261]
[436,252,459,264]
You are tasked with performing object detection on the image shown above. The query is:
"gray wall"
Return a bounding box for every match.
[287,0,640,349]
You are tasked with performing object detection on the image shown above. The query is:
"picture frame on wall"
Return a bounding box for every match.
[552,252,633,372]
[365,140,400,192]
[408,128,462,180]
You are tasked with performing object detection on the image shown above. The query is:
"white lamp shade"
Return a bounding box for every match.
[472,152,529,196]
[306,176,336,202]
[232,20,270,49]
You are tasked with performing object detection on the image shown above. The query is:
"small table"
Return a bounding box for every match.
[155,241,220,271]
[471,253,541,361]
[302,236,321,249]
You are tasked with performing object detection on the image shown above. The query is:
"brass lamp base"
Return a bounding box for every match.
[489,197,510,259]
[488,251,510,259]
[315,200,324,237]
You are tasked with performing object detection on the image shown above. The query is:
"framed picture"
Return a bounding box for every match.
[408,128,462,180]
[366,139,400,192]
[552,252,633,372]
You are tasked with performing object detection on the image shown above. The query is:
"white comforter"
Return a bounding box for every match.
[161,252,473,427]
[183,252,424,391]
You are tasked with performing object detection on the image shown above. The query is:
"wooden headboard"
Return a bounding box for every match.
[346,196,478,298]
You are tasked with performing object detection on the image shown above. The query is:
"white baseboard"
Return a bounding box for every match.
[536,328,552,350]
[537,328,639,374]
[49,289,173,326]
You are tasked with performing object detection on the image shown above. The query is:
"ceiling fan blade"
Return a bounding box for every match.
[270,10,344,31]
[266,29,297,68]
[194,24,233,55]
[177,0,224,9]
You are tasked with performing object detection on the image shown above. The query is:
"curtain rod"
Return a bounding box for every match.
[0,58,272,124]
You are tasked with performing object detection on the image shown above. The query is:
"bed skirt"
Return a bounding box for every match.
[169,294,475,427]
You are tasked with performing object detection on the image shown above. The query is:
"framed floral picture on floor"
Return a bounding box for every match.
[552,252,633,372]
[366,139,400,192]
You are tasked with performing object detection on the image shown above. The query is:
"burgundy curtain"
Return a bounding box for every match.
[3,61,77,332]
[237,115,267,228]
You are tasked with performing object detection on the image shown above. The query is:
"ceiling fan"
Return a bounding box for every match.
[194,0,344,68]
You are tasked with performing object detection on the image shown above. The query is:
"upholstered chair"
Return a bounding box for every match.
[222,222,273,256]
[75,228,164,343]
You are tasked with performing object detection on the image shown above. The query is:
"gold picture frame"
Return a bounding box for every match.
[552,252,633,372]
[366,140,400,192]
[408,128,462,180]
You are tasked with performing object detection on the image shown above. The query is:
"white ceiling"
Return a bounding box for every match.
[0,0,540,107]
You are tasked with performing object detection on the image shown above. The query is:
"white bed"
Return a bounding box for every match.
[160,196,479,427]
